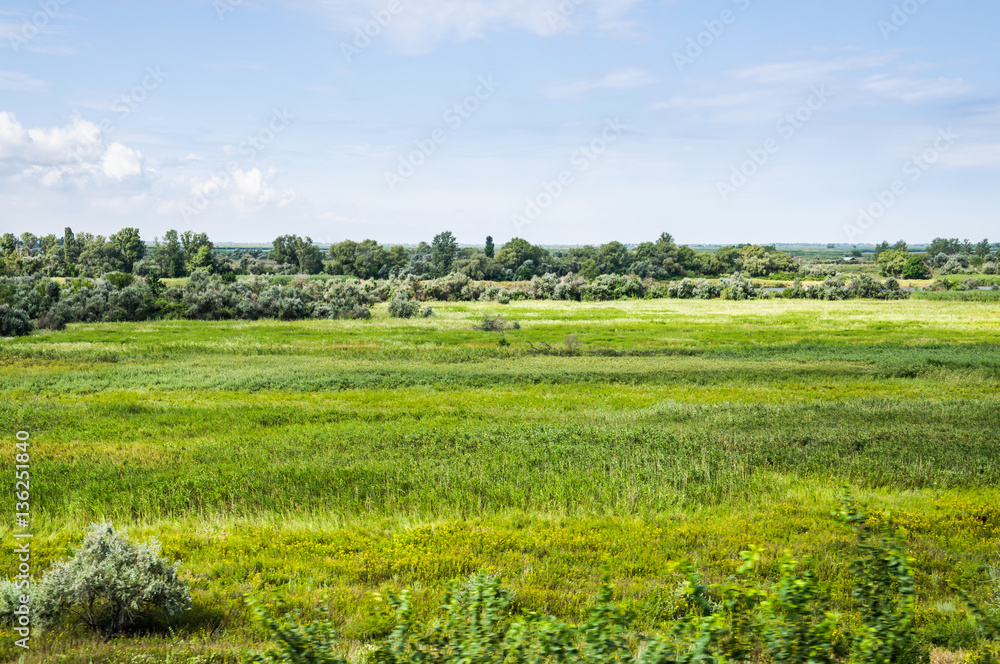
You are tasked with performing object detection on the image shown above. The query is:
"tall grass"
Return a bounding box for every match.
[1,298,998,661]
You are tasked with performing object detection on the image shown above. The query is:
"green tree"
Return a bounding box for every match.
[63,227,81,274]
[77,235,125,277]
[876,249,909,277]
[496,237,547,273]
[19,232,38,255]
[151,230,185,278]
[386,246,410,272]
[353,239,389,279]
[185,245,214,273]
[431,231,459,276]
[975,238,992,258]
[109,227,146,273]
[484,236,495,259]
[327,240,359,276]
[901,255,930,280]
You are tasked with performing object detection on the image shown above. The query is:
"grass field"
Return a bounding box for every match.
[1,299,999,662]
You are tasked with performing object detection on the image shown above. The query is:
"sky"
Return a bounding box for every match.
[0,0,998,246]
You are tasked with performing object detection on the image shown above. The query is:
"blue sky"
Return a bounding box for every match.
[1,0,998,245]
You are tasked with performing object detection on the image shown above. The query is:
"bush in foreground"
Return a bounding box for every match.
[30,523,191,637]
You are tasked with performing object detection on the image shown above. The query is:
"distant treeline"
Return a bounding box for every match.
[2,229,805,281]
[3,229,997,285]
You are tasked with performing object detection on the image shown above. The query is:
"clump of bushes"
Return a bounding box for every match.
[719,272,758,300]
[583,274,645,301]
[0,304,33,337]
[387,291,433,319]
[474,314,519,332]
[0,523,190,637]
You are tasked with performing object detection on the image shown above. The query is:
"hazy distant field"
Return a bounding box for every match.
[2,299,999,662]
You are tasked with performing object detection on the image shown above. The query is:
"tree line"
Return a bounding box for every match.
[3,228,810,282]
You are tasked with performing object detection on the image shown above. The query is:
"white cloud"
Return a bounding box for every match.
[0,71,48,92]
[544,68,660,99]
[0,111,144,187]
[860,74,972,102]
[188,167,294,213]
[733,53,897,84]
[101,142,143,180]
[0,111,102,164]
[281,0,643,53]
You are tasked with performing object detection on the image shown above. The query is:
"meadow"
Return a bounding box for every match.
[1,298,999,662]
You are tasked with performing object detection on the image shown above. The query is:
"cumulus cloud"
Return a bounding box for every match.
[0,111,144,186]
[101,143,143,180]
[187,167,294,214]
[281,0,644,53]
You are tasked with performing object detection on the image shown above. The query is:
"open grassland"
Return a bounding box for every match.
[1,299,999,662]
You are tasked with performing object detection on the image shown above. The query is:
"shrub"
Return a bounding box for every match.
[104,272,135,289]
[808,276,849,301]
[694,279,720,299]
[982,262,998,275]
[530,273,559,299]
[583,274,645,301]
[939,258,966,275]
[475,314,520,332]
[719,273,758,300]
[32,523,191,637]
[35,309,67,331]
[387,291,421,319]
[554,275,587,301]
[247,598,347,664]
[0,304,33,337]
[667,278,696,299]
[421,272,472,301]
[0,579,22,625]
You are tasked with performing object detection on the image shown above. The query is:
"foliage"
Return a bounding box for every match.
[902,256,931,280]
[582,274,645,301]
[246,598,347,664]
[719,272,758,300]
[247,504,945,664]
[474,314,520,332]
[0,303,33,336]
[31,523,191,637]
[837,498,929,664]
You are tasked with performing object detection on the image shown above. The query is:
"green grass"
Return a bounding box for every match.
[1,299,999,662]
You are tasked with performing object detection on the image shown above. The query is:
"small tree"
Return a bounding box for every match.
[33,523,191,637]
